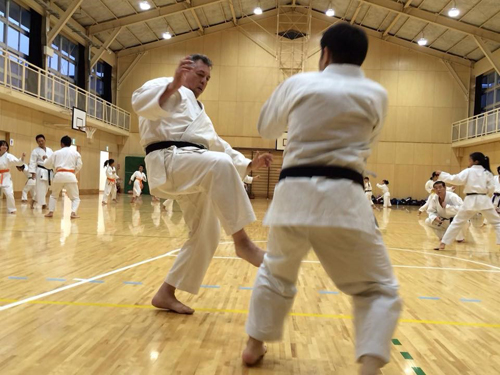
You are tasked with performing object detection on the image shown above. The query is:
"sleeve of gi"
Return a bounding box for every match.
[439,169,469,186]
[131,78,181,121]
[257,79,295,140]
[243,176,253,184]
[426,196,438,221]
[7,153,24,167]
[142,173,147,182]
[43,153,55,170]
[75,152,83,174]
[28,149,37,174]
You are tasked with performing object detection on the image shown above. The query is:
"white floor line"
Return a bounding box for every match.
[387,247,500,271]
[0,248,181,311]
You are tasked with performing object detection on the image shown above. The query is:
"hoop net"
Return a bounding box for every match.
[84,126,97,140]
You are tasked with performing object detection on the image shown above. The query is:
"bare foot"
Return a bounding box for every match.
[359,355,384,375]
[233,230,265,267]
[30,200,35,209]
[456,239,464,243]
[70,213,79,219]
[151,283,194,314]
[242,337,267,366]
[9,211,16,215]
[102,201,107,205]
[434,243,445,251]
[112,199,117,203]
[45,212,54,218]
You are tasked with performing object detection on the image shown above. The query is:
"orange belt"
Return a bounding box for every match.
[107,178,116,183]
[56,169,75,173]
[0,169,9,185]
[136,178,143,189]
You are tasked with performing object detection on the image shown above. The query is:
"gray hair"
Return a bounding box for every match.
[190,54,213,68]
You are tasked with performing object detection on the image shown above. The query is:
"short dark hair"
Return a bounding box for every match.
[0,139,9,151]
[320,23,368,66]
[497,166,500,174]
[433,181,446,188]
[61,135,71,147]
[36,134,45,141]
[190,54,213,68]
[364,177,369,180]
[383,180,389,185]
[139,164,145,168]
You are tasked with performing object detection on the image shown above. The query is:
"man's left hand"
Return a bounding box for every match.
[248,152,273,172]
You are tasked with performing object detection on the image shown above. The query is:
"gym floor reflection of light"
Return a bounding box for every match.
[150,351,159,361]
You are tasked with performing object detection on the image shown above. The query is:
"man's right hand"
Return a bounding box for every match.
[171,56,195,91]
[31,173,36,179]
[433,217,443,226]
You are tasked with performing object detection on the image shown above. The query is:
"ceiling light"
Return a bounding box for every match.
[162,32,172,40]
[448,7,460,17]
[254,6,262,15]
[417,37,428,46]
[139,1,151,11]
[326,8,335,17]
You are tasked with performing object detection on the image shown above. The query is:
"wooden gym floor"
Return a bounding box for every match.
[0,195,499,375]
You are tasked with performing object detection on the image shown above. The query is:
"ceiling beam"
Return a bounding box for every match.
[47,0,84,44]
[118,52,147,90]
[473,36,500,75]
[308,11,472,67]
[228,0,237,25]
[190,9,205,34]
[359,0,500,44]
[90,27,122,69]
[350,3,363,25]
[117,9,278,57]
[440,59,469,101]
[88,0,224,35]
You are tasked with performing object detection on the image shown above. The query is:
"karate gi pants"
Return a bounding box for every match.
[442,209,500,245]
[1,184,16,213]
[365,192,373,206]
[246,225,401,364]
[419,194,432,213]
[424,217,465,241]
[133,180,142,197]
[383,192,391,208]
[22,182,36,201]
[48,182,80,213]
[35,178,49,206]
[146,149,256,295]
[102,181,117,203]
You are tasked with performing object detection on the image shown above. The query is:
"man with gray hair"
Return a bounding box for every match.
[132,54,272,314]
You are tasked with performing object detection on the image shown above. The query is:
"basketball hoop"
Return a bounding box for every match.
[85,126,97,141]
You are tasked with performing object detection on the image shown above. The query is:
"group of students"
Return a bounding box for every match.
[417,152,500,251]
[364,177,391,208]
[0,135,82,218]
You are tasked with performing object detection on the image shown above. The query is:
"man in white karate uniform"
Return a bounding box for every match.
[132,54,272,314]
[43,136,82,219]
[425,181,466,242]
[492,166,500,213]
[242,24,401,375]
[29,134,53,209]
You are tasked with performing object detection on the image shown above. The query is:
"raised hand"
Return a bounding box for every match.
[171,56,195,91]
[249,152,273,172]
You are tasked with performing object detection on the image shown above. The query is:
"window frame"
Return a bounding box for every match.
[0,0,31,59]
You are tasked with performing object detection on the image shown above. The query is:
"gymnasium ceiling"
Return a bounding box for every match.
[49,0,500,63]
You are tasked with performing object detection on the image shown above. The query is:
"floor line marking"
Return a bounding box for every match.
[1,298,499,328]
[0,248,181,311]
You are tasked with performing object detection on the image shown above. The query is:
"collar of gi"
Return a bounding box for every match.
[323,64,364,78]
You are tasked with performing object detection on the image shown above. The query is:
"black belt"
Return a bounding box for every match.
[365,190,372,192]
[145,141,207,155]
[279,165,363,187]
[494,193,500,196]
[37,165,53,185]
[466,193,486,196]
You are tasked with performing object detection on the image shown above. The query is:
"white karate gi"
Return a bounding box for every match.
[377,183,391,207]
[43,147,82,214]
[440,166,500,245]
[0,152,24,213]
[492,175,500,211]
[132,77,255,295]
[419,179,434,213]
[364,181,373,206]
[130,171,147,197]
[20,164,36,201]
[102,166,118,203]
[29,146,53,207]
[425,191,465,241]
[245,64,401,364]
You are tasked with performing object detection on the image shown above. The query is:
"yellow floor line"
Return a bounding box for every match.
[2,298,500,328]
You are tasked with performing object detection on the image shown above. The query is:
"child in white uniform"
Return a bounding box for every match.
[102,159,118,205]
[129,165,147,203]
[0,140,25,214]
[436,152,500,251]
[364,177,374,207]
[376,180,391,208]
[17,164,36,203]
